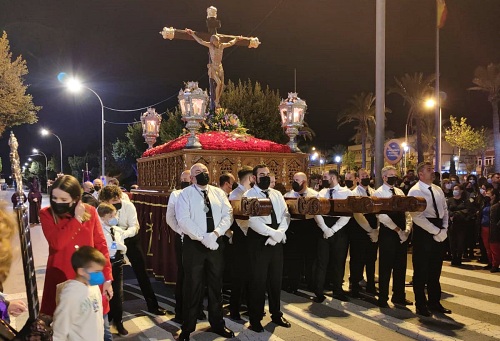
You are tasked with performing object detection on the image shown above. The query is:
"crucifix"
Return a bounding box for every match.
[160,6,261,110]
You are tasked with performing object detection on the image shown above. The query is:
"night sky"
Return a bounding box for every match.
[1,0,499,174]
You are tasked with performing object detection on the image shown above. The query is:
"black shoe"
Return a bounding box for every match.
[197,310,206,320]
[271,316,291,328]
[391,298,413,306]
[490,267,499,273]
[365,287,379,296]
[148,307,167,315]
[171,316,183,324]
[428,303,451,314]
[377,299,389,308]
[211,326,235,338]
[415,306,431,317]
[178,331,190,341]
[483,264,492,270]
[115,323,129,337]
[249,323,264,333]
[349,290,362,298]
[332,293,350,302]
[230,312,243,321]
[314,295,326,303]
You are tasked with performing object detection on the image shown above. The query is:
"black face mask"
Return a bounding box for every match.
[113,202,122,211]
[195,172,210,186]
[180,181,190,189]
[292,181,304,192]
[51,201,74,215]
[258,176,271,190]
[232,182,239,190]
[344,180,354,188]
[89,189,95,194]
[387,176,398,186]
[321,179,330,189]
[94,185,101,192]
[361,178,371,187]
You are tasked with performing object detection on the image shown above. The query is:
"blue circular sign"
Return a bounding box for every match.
[384,139,403,164]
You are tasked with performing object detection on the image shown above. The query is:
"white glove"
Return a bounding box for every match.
[433,229,448,242]
[201,232,219,250]
[397,229,409,243]
[367,229,379,243]
[265,237,277,246]
[323,228,334,239]
[271,230,285,243]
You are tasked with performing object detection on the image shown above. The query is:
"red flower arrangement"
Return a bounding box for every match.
[142,131,291,157]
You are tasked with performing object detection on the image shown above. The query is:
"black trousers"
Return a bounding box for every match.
[378,226,408,302]
[229,225,249,314]
[182,237,225,334]
[448,220,467,255]
[347,222,377,291]
[124,234,158,310]
[109,254,124,324]
[412,223,445,308]
[283,219,318,291]
[314,226,349,296]
[247,235,283,325]
[174,233,184,318]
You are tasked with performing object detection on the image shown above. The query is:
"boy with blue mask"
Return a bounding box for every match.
[97,203,132,337]
[52,246,107,341]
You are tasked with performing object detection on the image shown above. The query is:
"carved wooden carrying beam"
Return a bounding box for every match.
[233,196,427,219]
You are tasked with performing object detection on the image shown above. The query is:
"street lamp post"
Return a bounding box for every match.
[64,77,106,180]
[41,129,63,173]
[32,148,48,192]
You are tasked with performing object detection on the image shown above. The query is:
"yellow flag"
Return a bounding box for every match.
[437,0,448,28]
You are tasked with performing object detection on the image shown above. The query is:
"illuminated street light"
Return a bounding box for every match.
[425,98,436,109]
[41,128,63,173]
[32,148,49,192]
[62,75,105,179]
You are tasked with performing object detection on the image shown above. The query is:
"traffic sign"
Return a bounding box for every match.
[384,139,403,164]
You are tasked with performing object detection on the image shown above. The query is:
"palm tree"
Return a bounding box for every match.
[468,63,500,172]
[388,72,436,164]
[337,92,377,168]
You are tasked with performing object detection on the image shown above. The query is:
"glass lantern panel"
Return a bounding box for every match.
[192,98,204,115]
[146,120,157,134]
[280,108,288,125]
[292,107,304,123]
[179,99,187,116]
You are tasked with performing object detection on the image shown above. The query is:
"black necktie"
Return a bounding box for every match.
[263,191,278,229]
[299,193,305,197]
[428,186,440,218]
[390,187,396,196]
[366,188,371,197]
[110,227,115,241]
[329,188,334,199]
[202,190,215,232]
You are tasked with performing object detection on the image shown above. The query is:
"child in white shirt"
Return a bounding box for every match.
[53,246,107,341]
[97,203,132,336]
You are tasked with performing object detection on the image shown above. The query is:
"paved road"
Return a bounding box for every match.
[1,189,499,340]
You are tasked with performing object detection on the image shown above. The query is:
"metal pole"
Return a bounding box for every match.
[375,0,386,188]
[435,6,441,173]
[85,87,105,178]
[51,133,63,173]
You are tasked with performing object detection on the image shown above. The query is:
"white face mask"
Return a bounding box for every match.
[445,183,452,190]
[480,188,486,195]
[453,190,460,197]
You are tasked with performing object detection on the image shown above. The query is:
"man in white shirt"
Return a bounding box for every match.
[165,170,192,324]
[99,186,167,316]
[349,168,379,297]
[408,162,451,317]
[373,166,412,308]
[314,169,352,303]
[219,172,236,197]
[176,163,234,341]
[227,166,253,321]
[92,178,103,200]
[244,164,291,332]
[284,172,318,293]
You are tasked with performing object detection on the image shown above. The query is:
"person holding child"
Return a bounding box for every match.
[97,203,134,336]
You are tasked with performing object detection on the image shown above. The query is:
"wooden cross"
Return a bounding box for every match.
[160,6,261,110]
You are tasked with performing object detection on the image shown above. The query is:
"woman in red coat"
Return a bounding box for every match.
[40,175,113,316]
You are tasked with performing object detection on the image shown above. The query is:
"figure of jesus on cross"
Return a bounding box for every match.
[160,6,260,110]
[185,29,243,108]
